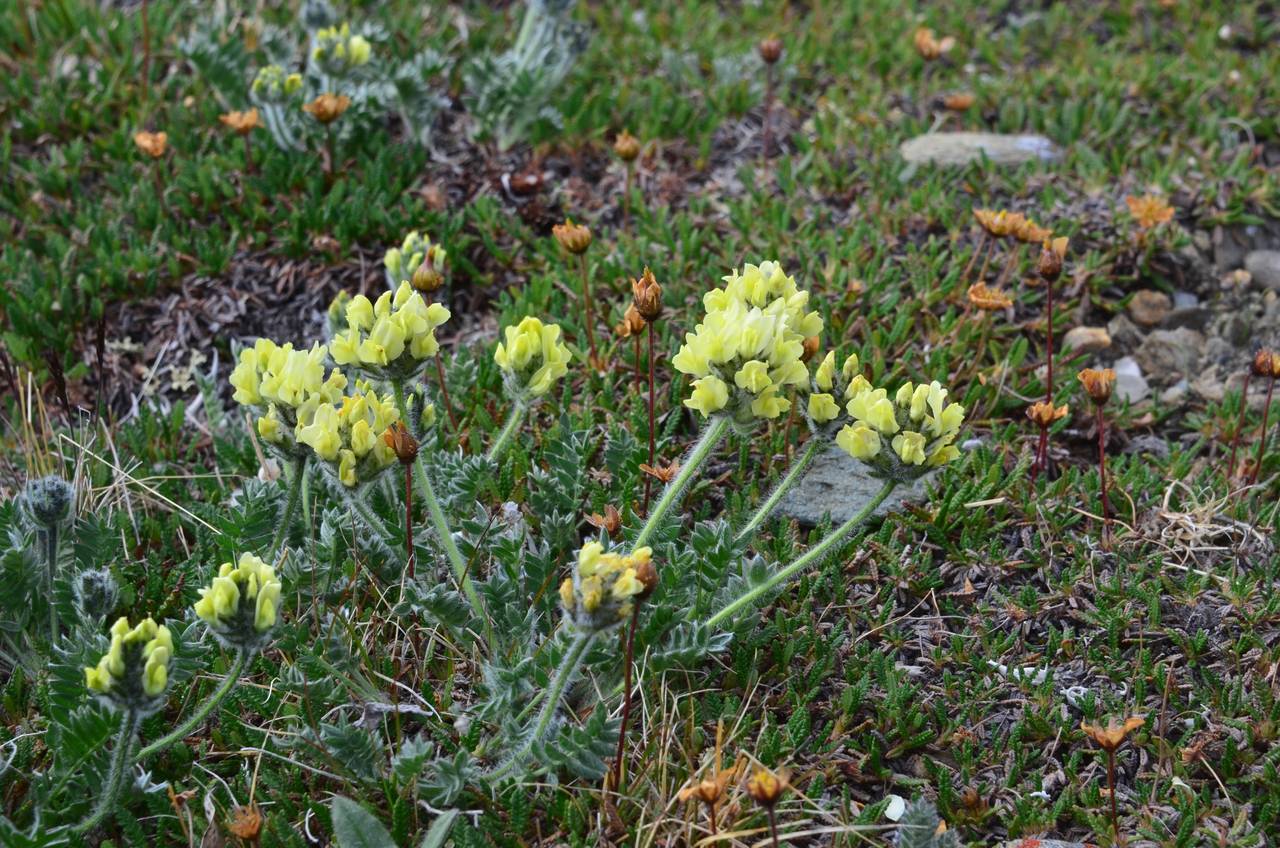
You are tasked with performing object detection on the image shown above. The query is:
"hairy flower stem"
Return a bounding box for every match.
[41,525,59,643]
[393,381,490,640]
[610,607,640,793]
[1227,370,1252,482]
[268,455,307,560]
[1096,405,1112,550]
[1248,375,1275,488]
[736,437,820,543]
[707,479,897,628]
[137,650,249,761]
[579,254,598,364]
[486,629,596,781]
[633,417,731,549]
[642,323,657,515]
[404,465,415,580]
[487,401,526,463]
[72,711,140,835]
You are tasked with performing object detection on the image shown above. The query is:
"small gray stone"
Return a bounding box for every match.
[1127,289,1172,326]
[1161,379,1189,405]
[1245,250,1280,291]
[776,447,934,528]
[1125,433,1171,458]
[1173,290,1199,309]
[899,132,1059,167]
[1214,220,1280,272]
[1061,325,1111,354]
[1106,314,1145,355]
[1112,356,1150,403]
[1134,328,1205,382]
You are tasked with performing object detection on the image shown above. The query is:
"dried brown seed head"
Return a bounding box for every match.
[746,766,790,808]
[382,422,419,465]
[1026,400,1069,428]
[1038,236,1068,281]
[801,335,820,362]
[552,219,592,254]
[133,131,168,158]
[631,267,663,321]
[586,504,622,537]
[1081,715,1145,752]
[616,303,646,338]
[302,93,351,124]
[758,37,783,64]
[219,109,262,135]
[613,129,641,162]
[967,282,1013,311]
[1077,367,1117,404]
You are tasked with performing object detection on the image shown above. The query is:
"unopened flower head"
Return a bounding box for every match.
[311,23,372,76]
[558,542,653,631]
[84,616,173,715]
[21,475,75,530]
[552,219,592,255]
[672,261,823,430]
[251,65,303,104]
[493,316,572,401]
[74,567,119,621]
[194,553,283,651]
[294,382,401,487]
[219,109,262,136]
[330,282,452,381]
[805,351,871,432]
[1078,368,1117,405]
[384,230,447,289]
[614,129,640,162]
[836,380,965,479]
[133,131,168,159]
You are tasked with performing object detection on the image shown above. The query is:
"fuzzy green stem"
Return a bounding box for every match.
[269,455,307,559]
[43,525,60,643]
[706,479,897,628]
[633,417,731,549]
[735,438,820,543]
[486,401,526,463]
[71,711,140,834]
[392,380,490,645]
[136,650,248,761]
[487,629,595,782]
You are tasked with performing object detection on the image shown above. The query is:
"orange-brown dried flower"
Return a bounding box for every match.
[1078,368,1117,404]
[1027,400,1069,428]
[1014,218,1053,244]
[227,802,263,841]
[758,37,783,64]
[634,557,659,599]
[943,92,975,111]
[1081,715,1145,752]
[631,267,663,322]
[1252,348,1280,378]
[802,336,820,362]
[746,766,790,809]
[640,461,679,483]
[552,219,592,255]
[1125,195,1175,229]
[586,504,622,537]
[134,130,168,159]
[614,129,640,162]
[1038,236,1069,281]
[302,93,351,124]
[913,27,956,60]
[967,282,1013,311]
[219,109,262,136]
[616,303,646,338]
[382,422,419,465]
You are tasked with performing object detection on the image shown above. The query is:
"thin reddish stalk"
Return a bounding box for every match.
[610,606,639,793]
[405,465,415,579]
[961,231,988,281]
[1227,370,1252,483]
[762,64,775,157]
[1097,404,1112,549]
[767,808,781,848]
[580,253,598,363]
[643,322,656,514]
[623,164,633,226]
[977,237,995,283]
[633,334,642,380]
[243,134,254,175]
[1248,375,1275,487]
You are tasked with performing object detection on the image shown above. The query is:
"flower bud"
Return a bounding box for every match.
[631,267,663,322]
[84,616,173,715]
[616,303,646,338]
[801,336,820,362]
[1253,348,1279,379]
[74,568,119,621]
[758,37,783,64]
[552,219,592,255]
[1038,236,1068,282]
[613,129,640,162]
[22,475,74,529]
[634,557,659,600]
[411,261,444,293]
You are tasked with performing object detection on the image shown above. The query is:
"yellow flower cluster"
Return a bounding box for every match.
[330,282,452,377]
[84,617,173,703]
[288,383,400,487]
[384,230,447,285]
[493,316,572,399]
[251,65,303,102]
[836,380,965,477]
[194,553,283,649]
[559,542,651,630]
[672,262,822,425]
[806,351,871,427]
[312,23,372,74]
[230,340,348,457]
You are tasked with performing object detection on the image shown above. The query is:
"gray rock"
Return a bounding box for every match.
[1127,289,1172,326]
[1134,328,1205,382]
[899,132,1059,167]
[1125,433,1171,458]
[1112,356,1150,403]
[1106,314,1145,355]
[1061,325,1111,354]
[776,447,935,528]
[1173,290,1199,309]
[1245,250,1280,291]
[1161,379,1189,405]
[1215,221,1280,272]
